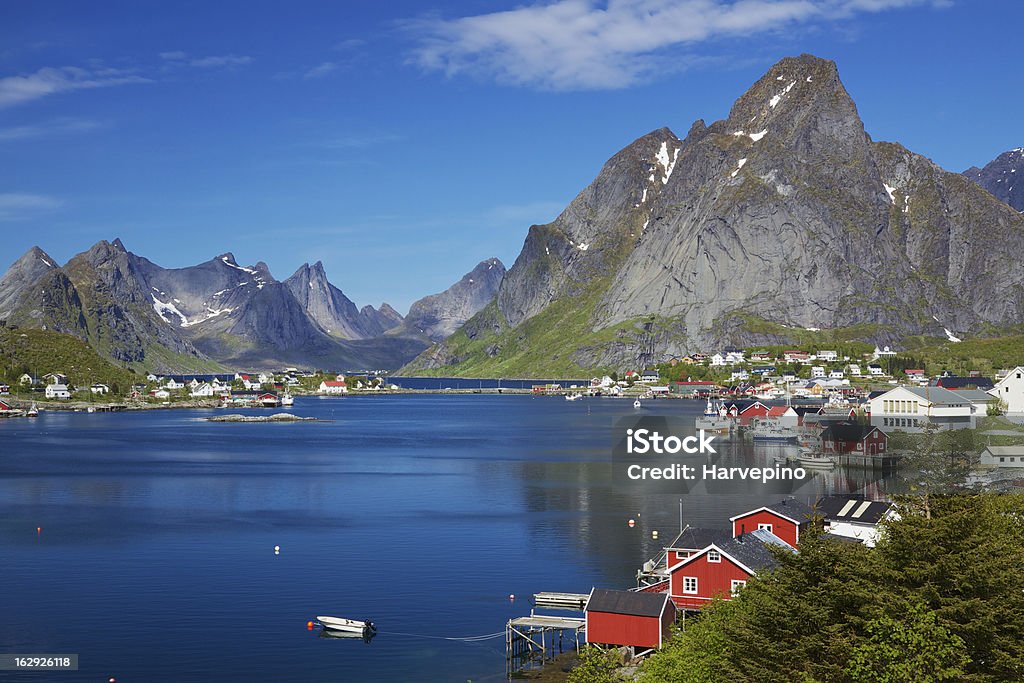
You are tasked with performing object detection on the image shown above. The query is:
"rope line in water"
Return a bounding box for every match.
[376,630,506,642]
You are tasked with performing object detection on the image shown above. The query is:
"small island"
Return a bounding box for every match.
[206,413,320,423]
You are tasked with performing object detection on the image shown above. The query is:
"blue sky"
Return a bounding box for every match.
[1,1,1021,312]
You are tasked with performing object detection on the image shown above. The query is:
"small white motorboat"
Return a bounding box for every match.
[565,393,581,401]
[633,399,642,409]
[317,616,376,635]
[281,392,294,407]
[26,403,39,417]
[798,452,835,469]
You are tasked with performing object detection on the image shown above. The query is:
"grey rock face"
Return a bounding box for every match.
[0,246,59,320]
[283,261,404,340]
[395,258,506,341]
[417,54,1024,372]
[963,147,1024,211]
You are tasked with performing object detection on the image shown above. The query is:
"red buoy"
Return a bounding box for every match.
[307,621,314,630]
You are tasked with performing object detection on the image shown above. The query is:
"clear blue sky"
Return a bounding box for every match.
[1,1,1021,313]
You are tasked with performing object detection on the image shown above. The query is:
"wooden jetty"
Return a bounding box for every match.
[506,612,586,675]
[533,592,590,610]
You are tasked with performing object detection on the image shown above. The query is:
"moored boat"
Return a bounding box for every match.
[317,616,376,635]
[281,392,294,407]
[26,403,39,417]
[798,452,835,469]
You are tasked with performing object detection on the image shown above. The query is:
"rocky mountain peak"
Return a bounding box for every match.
[963,146,1024,211]
[394,258,506,342]
[0,246,60,319]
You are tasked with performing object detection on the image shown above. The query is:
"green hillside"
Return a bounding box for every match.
[0,326,138,395]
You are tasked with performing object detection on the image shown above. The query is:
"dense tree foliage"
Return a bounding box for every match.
[635,493,1024,683]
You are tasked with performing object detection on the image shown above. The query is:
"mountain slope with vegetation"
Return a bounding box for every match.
[405,55,1024,378]
[0,326,138,394]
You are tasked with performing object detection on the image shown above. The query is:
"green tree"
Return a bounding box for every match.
[845,601,969,682]
[568,646,622,683]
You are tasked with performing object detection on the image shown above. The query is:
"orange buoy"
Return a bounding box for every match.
[37,527,41,534]
[307,621,314,630]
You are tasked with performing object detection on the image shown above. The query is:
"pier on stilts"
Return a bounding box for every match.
[505,613,586,675]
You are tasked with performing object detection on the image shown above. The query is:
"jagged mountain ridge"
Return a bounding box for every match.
[391,258,506,342]
[0,240,501,372]
[283,261,401,339]
[405,54,1024,376]
[0,246,58,320]
[964,147,1024,212]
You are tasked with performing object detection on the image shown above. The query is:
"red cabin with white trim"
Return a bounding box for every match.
[729,498,815,548]
[585,588,675,650]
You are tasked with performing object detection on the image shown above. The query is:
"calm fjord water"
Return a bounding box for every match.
[0,396,890,682]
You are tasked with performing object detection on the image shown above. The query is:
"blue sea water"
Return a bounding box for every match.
[0,395,893,682]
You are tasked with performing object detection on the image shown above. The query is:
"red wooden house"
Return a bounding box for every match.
[820,422,887,456]
[667,529,795,610]
[662,527,726,568]
[585,588,675,650]
[736,401,770,425]
[0,399,12,411]
[730,498,815,548]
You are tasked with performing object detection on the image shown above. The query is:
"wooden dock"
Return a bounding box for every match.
[533,592,590,610]
[506,613,586,675]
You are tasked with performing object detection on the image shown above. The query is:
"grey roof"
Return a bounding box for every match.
[983,446,1024,456]
[664,527,728,551]
[733,497,815,527]
[817,496,892,525]
[899,386,994,405]
[715,529,795,572]
[586,588,668,617]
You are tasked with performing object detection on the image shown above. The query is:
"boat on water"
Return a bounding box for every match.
[281,392,294,407]
[317,616,376,636]
[26,403,39,417]
[565,393,581,401]
[695,400,732,435]
[750,425,799,443]
[633,399,642,409]
[798,452,835,469]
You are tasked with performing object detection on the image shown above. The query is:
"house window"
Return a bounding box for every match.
[707,549,721,563]
[683,577,698,594]
[1000,457,1005,463]
[757,523,773,533]
[730,580,747,595]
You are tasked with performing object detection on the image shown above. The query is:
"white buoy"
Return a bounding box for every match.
[652,530,659,539]
[274,545,280,554]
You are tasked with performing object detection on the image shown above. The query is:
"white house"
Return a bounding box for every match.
[868,386,996,432]
[867,364,884,377]
[980,445,1024,468]
[258,373,272,384]
[90,383,109,395]
[319,380,348,395]
[819,496,897,548]
[45,384,71,400]
[829,369,845,379]
[165,379,185,390]
[989,366,1024,413]
[848,364,862,377]
[817,350,838,362]
[190,383,215,398]
[151,389,171,399]
[724,351,746,364]
[212,380,231,393]
[811,366,826,378]
[710,354,726,367]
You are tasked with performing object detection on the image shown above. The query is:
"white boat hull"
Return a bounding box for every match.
[317,616,375,634]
